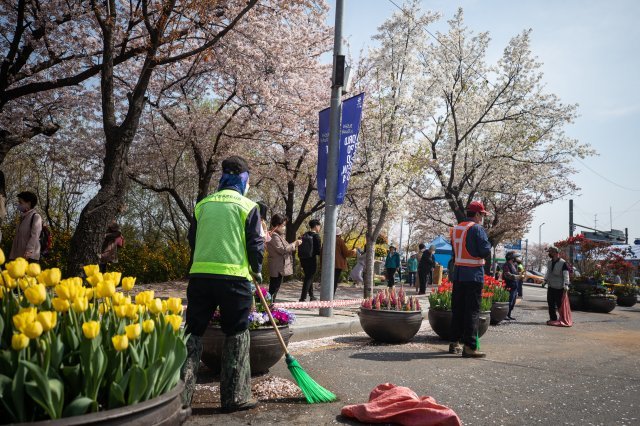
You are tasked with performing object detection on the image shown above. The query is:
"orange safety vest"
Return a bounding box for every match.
[450,221,485,267]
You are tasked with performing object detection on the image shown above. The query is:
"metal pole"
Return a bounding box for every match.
[538,222,545,271]
[524,239,529,271]
[569,199,574,264]
[319,0,344,317]
[398,217,404,257]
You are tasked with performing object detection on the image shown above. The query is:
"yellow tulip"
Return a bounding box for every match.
[165,314,183,332]
[104,272,122,286]
[99,302,110,315]
[24,321,43,339]
[166,297,183,314]
[83,264,100,278]
[97,280,116,298]
[37,311,57,332]
[6,258,28,279]
[113,305,127,318]
[86,273,103,287]
[135,290,154,306]
[24,283,47,305]
[0,286,4,299]
[121,276,136,291]
[85,288,94,301]
[12,333,29,350]
[27,263,41,277]
[125,303,139,320]
[0,248,5,265]
[125,323,141,340]
[72,296,89,313]
[45,268,62,287]
[82,321,101,339]
[52,297,70,312]
[13,311,35,333]
[142,319,155,333]
[112,292,131,306]
[148,298,163,315]
[55,282,74,300]
[112,334,129,351]
[1,271,16,289]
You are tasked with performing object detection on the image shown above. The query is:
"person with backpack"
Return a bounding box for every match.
[266,213,301,302]
[298,219,322,302]
[99,222,125,273]
[10,191,43,262]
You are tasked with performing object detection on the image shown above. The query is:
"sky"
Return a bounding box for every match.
[326,0,640,247]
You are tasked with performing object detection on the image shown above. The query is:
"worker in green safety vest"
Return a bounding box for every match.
[181,156,264,413]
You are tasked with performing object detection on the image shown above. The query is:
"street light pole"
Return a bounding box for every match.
[538,222,545,270]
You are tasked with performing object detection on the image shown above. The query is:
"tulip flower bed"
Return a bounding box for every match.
[0,253,187,423]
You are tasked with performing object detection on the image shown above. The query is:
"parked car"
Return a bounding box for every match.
[526,270,545,285]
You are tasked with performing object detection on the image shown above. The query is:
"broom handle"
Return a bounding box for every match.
[253,280,290,356]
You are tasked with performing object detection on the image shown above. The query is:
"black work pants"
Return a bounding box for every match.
[386,268,396,287]
[418,268,427,294]
[547,287,564,321]
[185,277,252,337]
[450,280,483,350]
[269,274,283,302]
[300,257,317,301]
[334,269,342,295]
[508,287,518,316]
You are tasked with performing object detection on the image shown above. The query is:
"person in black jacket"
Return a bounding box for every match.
[418,245,436,294]
[298,219,322,301]
[502,251,519,320]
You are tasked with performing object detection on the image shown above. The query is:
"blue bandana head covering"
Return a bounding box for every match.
[218,171,249,194]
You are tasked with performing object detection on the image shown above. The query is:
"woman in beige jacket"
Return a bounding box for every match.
[266,213,301,302]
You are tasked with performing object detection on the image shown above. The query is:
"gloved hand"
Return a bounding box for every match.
[250,271,262,284]
[563,284,569,291]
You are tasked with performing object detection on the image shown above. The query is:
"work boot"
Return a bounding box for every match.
[220,329,254,411]
[220,397,259,413]
[448,342,462,354]
[462,345,486,358]
[180,335,203,407]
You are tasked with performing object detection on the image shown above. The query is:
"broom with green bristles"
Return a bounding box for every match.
[254,281,337,403]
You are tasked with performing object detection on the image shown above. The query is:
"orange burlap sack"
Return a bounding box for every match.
[341,383,461,426]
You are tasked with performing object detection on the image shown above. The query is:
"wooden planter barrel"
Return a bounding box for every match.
[358,308,423,343]
[201,325,292,375]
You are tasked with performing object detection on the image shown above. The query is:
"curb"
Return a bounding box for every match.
[290,319,363,342]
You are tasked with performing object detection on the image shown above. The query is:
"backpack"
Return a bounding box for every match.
[30,214,53,257]
[298,232,315,259]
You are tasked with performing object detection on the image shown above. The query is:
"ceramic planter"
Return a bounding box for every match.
[584,295,617,313]
[358,308,423,343]
[490,302,509,325]
[616,295,637,307]
[201,325,292,375]
[427,309,489,340]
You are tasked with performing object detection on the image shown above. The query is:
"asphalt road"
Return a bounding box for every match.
[186,286,640,425]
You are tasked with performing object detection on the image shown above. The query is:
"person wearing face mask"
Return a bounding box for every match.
[543,246,570,324]
[448,201,492,358]
[266,213,302,302]
[9,191,42,262]
[181,156,264,413]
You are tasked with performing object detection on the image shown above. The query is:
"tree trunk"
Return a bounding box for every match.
[363,237,376,298]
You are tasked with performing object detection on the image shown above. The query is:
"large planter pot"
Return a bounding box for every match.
[490,302,509,325]
[18,381,189,425]
[358,308,423,343]
[427,309,489,341]
[584,295,617,313]
[201,325,292,375]
[572,281,596,293]
[568,293,583,311]
[616,295,637,307]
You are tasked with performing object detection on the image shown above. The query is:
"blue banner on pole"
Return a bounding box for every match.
[503,240,522,250]
[317,93,365,204]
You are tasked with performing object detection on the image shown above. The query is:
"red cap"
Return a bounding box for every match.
[467,201,488,215]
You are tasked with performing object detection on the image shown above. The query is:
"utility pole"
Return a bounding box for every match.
[538,222,545,271]
[569,199,574,264]
[398,216,404,256]
[319,0,345,317]
[524,239,529,271]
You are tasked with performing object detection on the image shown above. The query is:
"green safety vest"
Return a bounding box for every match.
[189,189,257,280]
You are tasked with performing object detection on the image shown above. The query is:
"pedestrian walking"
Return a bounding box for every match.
[266,213,301,302]
[9,191,42,262]
[515,254,524,298]
[502,252,519,321]
[99,222,124,273]
[384,246,401,287]
[334,227,356,295]
[448,201,492,358]
[181,156,264,412]
[407,253,418,287]
[298,219,322,302]
[543,246,570,325]
[416,243,426,291]
[418,245,435,294]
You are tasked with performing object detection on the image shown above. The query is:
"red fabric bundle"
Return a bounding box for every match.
[547,291,573,327]
[341,383,461,426]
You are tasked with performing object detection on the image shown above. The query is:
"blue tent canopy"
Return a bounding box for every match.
[427,236,453,268]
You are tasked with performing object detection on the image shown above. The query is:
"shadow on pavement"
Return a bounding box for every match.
[350,351,458,362]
